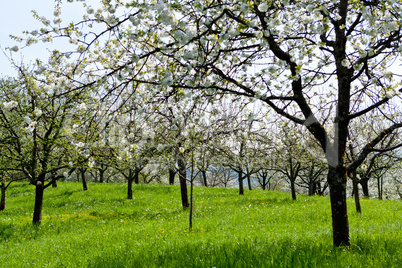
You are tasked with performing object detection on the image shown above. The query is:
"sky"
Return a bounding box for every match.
[1,0,53,77]
[0,0,99,77]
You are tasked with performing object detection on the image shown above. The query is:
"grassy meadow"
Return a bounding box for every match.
[0,182,401,267]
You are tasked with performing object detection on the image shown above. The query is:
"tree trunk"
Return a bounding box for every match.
[352,176,361,214]
[134,169,140,184]
[354,182,361,214]
[290,178,297,201]
[315,182,321,195]
[0,178,6,211]
[308,179,317,196]
[261,178,266,190]
[308,181,314,196]
[81,169,88,191]
[52,179,58,188]
[328,166,350,246]
[247,174,252,190]
[201,170,208,187]
[359,177,369,198]
[33,181,44,225]
[169,168,176,185]
[238,170,244,195]
[189,179,194,231]
[99,167,104,183]
[127,178,133,199]
[178,157,189,209]
[378,176,383,200]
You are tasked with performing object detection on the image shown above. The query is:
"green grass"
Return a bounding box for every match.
[1,182,401,267]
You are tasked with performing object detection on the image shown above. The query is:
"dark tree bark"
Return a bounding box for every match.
[351,171,361,213]
[52,179,58,188]
[99,164,106,183]
[359,176,370,198]
[168,168,176,185]
[134,169,140,184]
[256,169,274,190]
[127,178,134,199]
[290,179,297,201]
[377,175,383,200]
[279,159,301,201]
[33,180,44,225]
[189,177,194,231]
[125,168,141,199]
[238,169,244,195]
[247,174,252,191]
[80,168,88,191]
[177,156,189,209]
[261,180,266,190]
[308,181,316,196]
[352,180,361,213]
[328,166,350,246]
[201,170,208,187]
[0,178,6,211]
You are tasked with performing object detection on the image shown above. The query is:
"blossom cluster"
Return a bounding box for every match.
[3,101,18,109]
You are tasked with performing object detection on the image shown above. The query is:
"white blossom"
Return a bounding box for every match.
[69,37,78,44]
[26,121,37,133]
[131,54,140,63]
[341,59,351,68]
[76,142,85,148]
[88,158,95,168]
[54,7,62,17]
[3,100,18,109]
[78,103,87,111]
[54,17,62,24]
[161,77,174,87]
[306,4,315,13]
[258,3,269,12]
[108,6,116,14]
[129,15,138,25]
[10,46,19,52]
[33,109,43,117]
[26,37,38,46]
[157,144,164,151]
[334,14,342,21]
[24,116,31,123]
[87,7,95,14]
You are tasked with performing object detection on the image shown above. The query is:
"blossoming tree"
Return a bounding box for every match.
[0,58,98,224]
[11,0,402,246]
